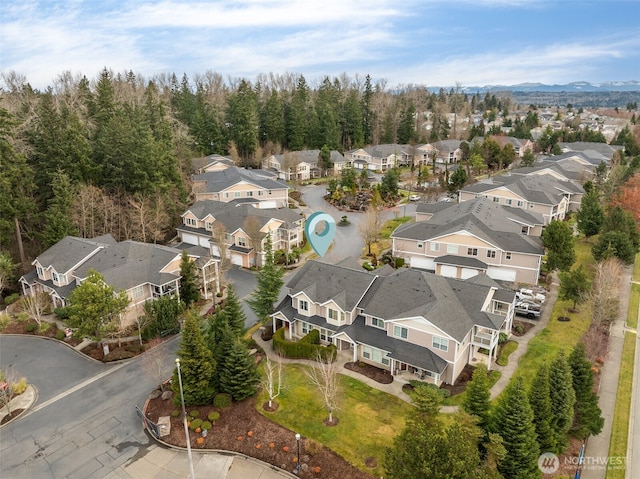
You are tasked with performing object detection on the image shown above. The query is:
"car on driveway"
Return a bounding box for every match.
[409,194,421,201]
[515,301,542,319]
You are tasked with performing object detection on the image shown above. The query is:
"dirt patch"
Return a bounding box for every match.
[440,364,475,397]
[512,319,536,337]
[344,362,393,384]
[0,408,25,426]
[145,394,375,479]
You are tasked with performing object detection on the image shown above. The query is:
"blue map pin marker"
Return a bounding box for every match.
[305,212,336,257]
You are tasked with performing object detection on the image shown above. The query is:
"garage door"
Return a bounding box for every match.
[487,267,517,282]
[231,253,244,266]
[461,268,478,279]
[257,200,277,209]
[198,237,211,248]
[440,265,457,278]
[411,257,434,270]
[181,233,199,246]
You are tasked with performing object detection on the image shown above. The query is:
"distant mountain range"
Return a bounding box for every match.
[458,81,640,93]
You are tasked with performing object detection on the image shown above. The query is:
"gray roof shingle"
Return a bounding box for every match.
[193,166,288,193]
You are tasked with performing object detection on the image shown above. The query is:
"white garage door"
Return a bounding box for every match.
[231,253,243,266]
[411,257,435,271]
[181,233,199,246]
[461,268,479,279]
[440,265,457,278]
[487,267,517,282]
[257,200,277,209]
[198,237,211,249]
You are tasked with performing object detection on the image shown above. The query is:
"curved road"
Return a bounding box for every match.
[0,335,179,479]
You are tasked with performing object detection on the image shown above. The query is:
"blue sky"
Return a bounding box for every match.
[2,0,639,90]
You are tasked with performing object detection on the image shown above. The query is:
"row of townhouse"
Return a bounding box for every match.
[272,260,516,386]
[176,199,305,269]
[19,235,216,327]
[262,149,350,181]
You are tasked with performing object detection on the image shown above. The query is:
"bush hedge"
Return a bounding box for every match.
[273,327,337,361]
[213,393,232,408]
[200,420,212,430]
[208,411,220,421]
[4,293,19,305]
[189,418,202,430]
[24,322,38,333]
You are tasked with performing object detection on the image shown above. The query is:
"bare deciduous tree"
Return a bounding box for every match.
[21,292,50,326]
[359,206,385,256]
[243,215,264,268]
[587,258,623,329]
[261,355,283,409]
[211,223,232,294]
[305,353,340,424]
[140,337,170,391]
[0,367,26,416]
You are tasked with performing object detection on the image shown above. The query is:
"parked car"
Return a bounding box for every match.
[516,288,545,303]
[409,194,421,202]
[515,301,542,319]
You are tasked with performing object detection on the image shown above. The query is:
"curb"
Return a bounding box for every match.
[0,384,38,429]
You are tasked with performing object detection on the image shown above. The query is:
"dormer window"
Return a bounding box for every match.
[36,265,44,278]
[299,299,309,311]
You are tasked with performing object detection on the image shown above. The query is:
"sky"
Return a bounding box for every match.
[2,0,640,91]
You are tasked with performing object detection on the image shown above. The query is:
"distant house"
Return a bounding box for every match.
[430,140,463,164]
[458,173,584,221]
[345,144,410,171]
[192,166,289,209]
[192,154,236,174]
[262,149,348,180]
[392,197,545,284]
[177,200,305,269]
[557,142,623,165]
[511,153,596,184]
[271,260,515,386]
[19,235,215,325]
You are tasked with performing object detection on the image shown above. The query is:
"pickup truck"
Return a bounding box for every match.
[515,301,542,319]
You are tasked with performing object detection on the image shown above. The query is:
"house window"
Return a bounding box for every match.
[258,190,264,196]
[205,222,213,231]
[371,317,385,329]
[301,322,314,334]
[528,202,534,208]
[247,191,253,197]
[237,237,246,247]
[493,197,500,203]
[234,192,241,198]
[299,300,309,311]
[517,200,524,207]
[447,244,458,254]
[393,325,408,339]
[467,248,478,256]
[224,192,229,198]
[505,199,512,205]
[432,336,449,352]
[328,308,339,321]
[52,272,60,283]
[268,190,272,195]
[521,225,529,234]
[36,266,44,278]
[430,242,440,252]
[224,233,232,242]
[131,285,144,300]
[186,217,196,226]
[505,252,512,260]
[418,243,423,249]
[486,250,496,258]
[362,346,390,366]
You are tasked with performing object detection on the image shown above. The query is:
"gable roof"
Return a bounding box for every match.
[286,260,376,311]
[512,154,594,182]
[393,197,544,255]
[193,166,288,193]
[34,235,116,274]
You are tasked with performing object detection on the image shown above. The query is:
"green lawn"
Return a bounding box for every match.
[496,341,518,367]
[380,216,412,239]
[606,332,636,479]
[628,283,640,330]
[256,363,411,476]
[633,252,640,281]
[508,237,596,390]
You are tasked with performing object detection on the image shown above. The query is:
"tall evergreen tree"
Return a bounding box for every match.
[247,234,284,322]
[43,170,78,247]
[491,377,540,479]
[462,364,491,434]
[576,189,604,238]
[549,351,576,453]
[226,79,259,164]
[558,265,590,310]
[541,220,576,272]
[569,343,604,439]
[260,89,285,147]
[361,74,375,145]
[286,75,310,150]
[172,310,216,406]
[179,250,200,307]
[529,363,556,453]
[220,284,246,336]
[397,100,417,144]
[341,89,364,151]
[218,338,260,401]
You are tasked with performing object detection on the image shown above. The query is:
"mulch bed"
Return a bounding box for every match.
[144,393,375,479]
[343,362,393,384]
[512,319,536,336]
[0,408,25,426]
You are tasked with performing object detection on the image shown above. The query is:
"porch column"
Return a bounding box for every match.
[288,321,293,340]
[352,343,358,363]
[201,266,208,299]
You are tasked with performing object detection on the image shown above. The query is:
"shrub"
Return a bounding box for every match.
[189,410,200,418]
[54,306,69,319]
[213,393,232,408]
[0,313,10,330]
[124,343,142,353]
[514,323,525,335]
[201,420,212,430]
[4,293,19,305]
[171,410,180,418]
[11,377,28,395]
[304,438,323,455]
[409,380,450,399]
[499,332,508,344]
[24,322,38,333]
[189,418,202,430]
[272,327,337,361]
[208,411,220,421]
[103,349,136,361]
[362,262,374,271]
[299,329,320,345]
[394,257,405,268]
[54,329,66,340]
[16,312,30,323]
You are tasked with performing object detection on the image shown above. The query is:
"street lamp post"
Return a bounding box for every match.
[175,358,196,479]
[294,433,301,474]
